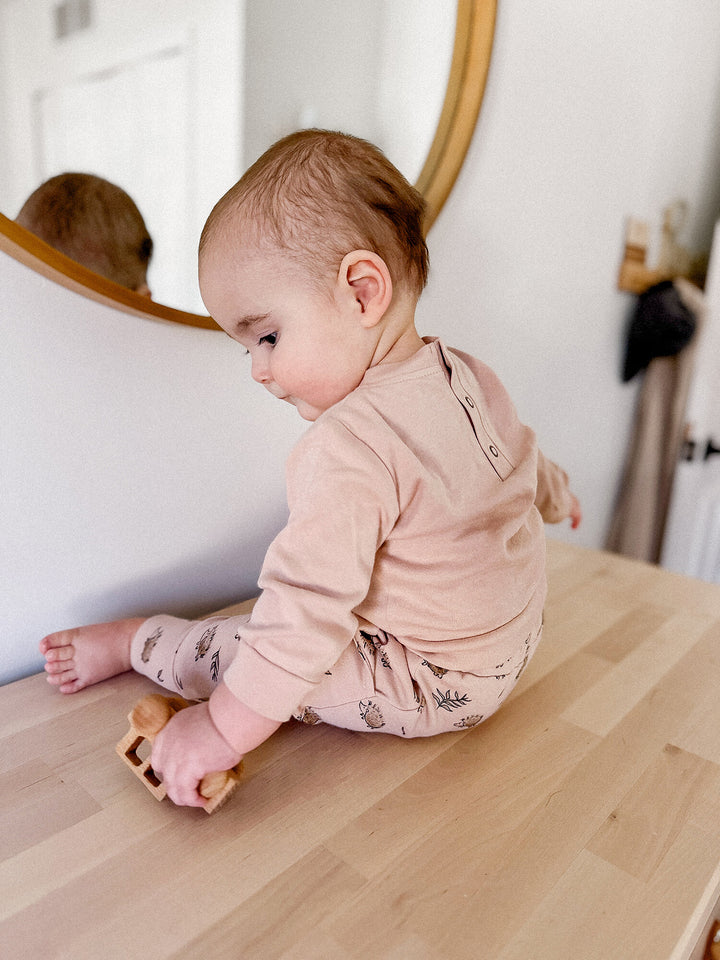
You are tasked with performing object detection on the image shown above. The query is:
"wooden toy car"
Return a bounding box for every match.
[116,693,242,813]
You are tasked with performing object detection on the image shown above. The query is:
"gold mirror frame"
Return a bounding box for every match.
[0,0,496,331]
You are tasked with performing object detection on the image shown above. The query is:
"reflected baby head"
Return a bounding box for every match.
[199,129,429,299]
[15,172,153,294]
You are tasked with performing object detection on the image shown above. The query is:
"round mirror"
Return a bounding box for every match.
[0,0,495,329]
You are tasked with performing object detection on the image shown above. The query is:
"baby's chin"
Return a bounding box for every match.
[295,406,321,422]
[286,398,325,422]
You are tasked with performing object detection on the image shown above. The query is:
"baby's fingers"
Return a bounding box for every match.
[170,785,207,808]
[152,762,206,808]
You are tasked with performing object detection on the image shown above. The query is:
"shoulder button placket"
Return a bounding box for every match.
[437,343,515,481]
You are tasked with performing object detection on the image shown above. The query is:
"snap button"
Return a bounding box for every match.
[465,396,475,408]
[489,444,499,458]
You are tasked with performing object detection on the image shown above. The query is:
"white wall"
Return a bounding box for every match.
[417,0,720,551]
[1,253,305,686]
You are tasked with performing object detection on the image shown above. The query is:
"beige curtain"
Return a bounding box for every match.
[606,279,705,562]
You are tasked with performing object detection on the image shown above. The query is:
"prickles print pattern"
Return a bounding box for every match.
[141,626,163,663]
[454,714,485,729]
[359,699,385,729]
[422,660,448,678]
[194,624,217,661]
[296,706,323,725]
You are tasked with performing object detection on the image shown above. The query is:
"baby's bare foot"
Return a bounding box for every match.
[39,618,145,694]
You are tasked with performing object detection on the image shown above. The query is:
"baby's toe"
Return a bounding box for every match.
[58,677,85,694]
[44,643,75,664]
[46,667,77,687]
[40,631,68,654]
[45,657,72,675]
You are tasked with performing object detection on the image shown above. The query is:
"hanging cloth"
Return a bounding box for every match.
[606,279,704,562]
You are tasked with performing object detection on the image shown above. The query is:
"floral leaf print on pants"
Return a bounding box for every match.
[432,688,472,712]
[210,649,220,683]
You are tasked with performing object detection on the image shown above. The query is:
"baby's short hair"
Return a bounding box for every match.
[15,173,153,291]
[200,129,429,297]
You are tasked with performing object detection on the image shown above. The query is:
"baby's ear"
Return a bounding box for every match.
[338,250,392,327]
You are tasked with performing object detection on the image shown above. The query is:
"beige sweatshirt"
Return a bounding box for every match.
[150,339,574,721]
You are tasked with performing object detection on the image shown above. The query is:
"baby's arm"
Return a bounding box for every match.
[151,681,281,807]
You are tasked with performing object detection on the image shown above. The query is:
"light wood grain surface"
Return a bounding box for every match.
[2,541,720,960]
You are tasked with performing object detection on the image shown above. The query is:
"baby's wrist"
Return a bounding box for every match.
[208,681,283,755]
[208,682,248,752]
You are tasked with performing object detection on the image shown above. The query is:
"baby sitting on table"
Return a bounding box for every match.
[40,129,581,808]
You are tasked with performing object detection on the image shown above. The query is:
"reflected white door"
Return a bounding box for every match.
[37,47,194,308]
[0,0,244,312]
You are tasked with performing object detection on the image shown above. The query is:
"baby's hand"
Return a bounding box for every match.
[151,701,243,808]
[569,492,582,530]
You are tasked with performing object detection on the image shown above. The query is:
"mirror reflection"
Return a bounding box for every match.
[14,172,155,296]
[0,0,456,312]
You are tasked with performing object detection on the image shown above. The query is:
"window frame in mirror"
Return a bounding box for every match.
[0,0,496,331]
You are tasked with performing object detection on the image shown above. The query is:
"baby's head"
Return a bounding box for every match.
[15,173,153,295]
[199,129,429,300]
[199,130,430,422]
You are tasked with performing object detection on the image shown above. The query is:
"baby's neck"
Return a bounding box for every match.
[369,297,423,367]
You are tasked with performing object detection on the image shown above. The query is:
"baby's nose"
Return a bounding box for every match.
[250,355,270,384]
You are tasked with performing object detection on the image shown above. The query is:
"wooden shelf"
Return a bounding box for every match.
[617,210,707,295]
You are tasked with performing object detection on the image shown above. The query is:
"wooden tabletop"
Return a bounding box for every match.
[2,540,720,960]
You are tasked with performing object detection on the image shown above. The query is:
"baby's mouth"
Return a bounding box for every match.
[264,384,289,402]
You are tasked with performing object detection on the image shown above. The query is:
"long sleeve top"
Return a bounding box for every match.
[150,339,574,721]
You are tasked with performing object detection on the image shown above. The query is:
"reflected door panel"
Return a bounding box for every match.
[37,46,198,309]
[0,0,244,312]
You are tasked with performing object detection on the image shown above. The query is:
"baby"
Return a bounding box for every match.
[40,130,581,807]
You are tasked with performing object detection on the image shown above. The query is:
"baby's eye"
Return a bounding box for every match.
[258,333,277,347]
